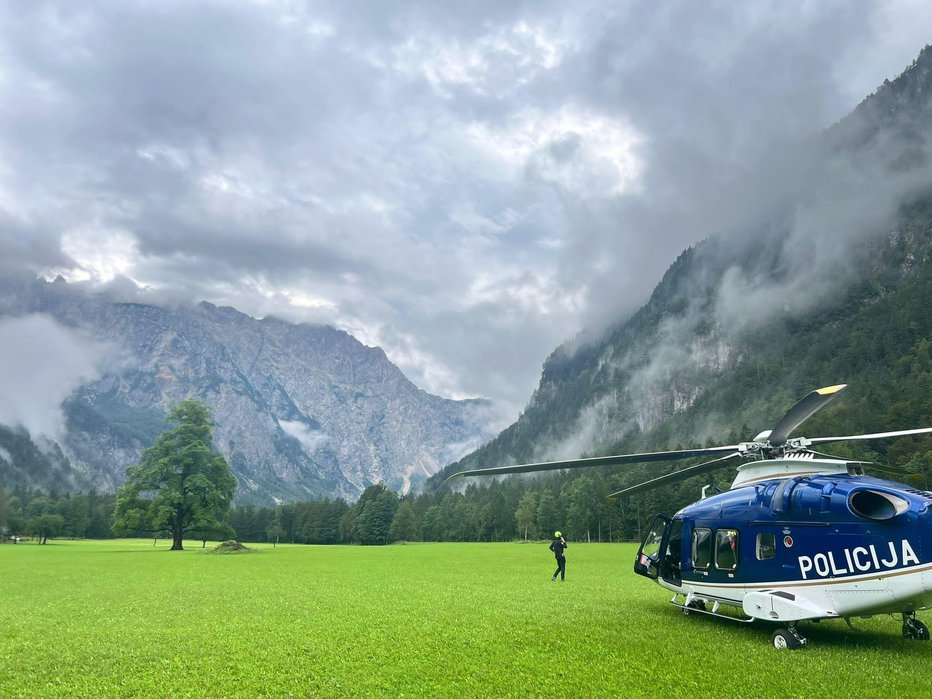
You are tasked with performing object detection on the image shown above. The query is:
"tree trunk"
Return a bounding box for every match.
[171,529,184,550]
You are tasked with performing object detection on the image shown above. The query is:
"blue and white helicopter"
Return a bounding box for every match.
[447,384,932,648]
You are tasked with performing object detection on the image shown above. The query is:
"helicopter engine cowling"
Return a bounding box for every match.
[848,489,910,520]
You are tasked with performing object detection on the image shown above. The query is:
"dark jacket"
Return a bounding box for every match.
[549,538,567,557]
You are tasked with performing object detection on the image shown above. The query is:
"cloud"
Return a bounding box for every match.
[278,419,330,454]
[0,314,106,438]
[544,72,932,459]
[0,1,929,426]
[708,71,932,330]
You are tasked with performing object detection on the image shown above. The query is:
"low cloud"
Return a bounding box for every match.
[0,315,106,438]
[539,87,932,459]
[278,419,330,454]
[714,118,932,330]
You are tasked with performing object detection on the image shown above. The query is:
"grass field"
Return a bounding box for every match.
[1,540,930,698]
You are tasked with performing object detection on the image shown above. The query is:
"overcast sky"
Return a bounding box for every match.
[0,1,929,424]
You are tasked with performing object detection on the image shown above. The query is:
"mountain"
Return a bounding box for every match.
[435,46,932,491]
[0,274,494,503]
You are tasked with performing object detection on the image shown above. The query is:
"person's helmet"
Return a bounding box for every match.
[554,531,562,538]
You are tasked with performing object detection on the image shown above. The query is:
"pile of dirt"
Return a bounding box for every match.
[209,540,252,554]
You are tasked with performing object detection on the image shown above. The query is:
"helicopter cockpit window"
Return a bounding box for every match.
[756,532,776,560]
[715,529,739,571]
[641,519,666,560]
[692,527,712,569]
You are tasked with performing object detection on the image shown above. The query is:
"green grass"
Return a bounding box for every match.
[1,540,930,698]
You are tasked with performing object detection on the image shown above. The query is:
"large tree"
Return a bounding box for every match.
[113,400,236,550]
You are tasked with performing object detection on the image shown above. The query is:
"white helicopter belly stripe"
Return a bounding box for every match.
[683,560,932,590]
[665,564,932,620]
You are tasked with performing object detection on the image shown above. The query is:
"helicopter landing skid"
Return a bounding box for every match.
[670,592,754,623]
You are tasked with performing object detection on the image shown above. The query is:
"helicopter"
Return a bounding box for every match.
[446,384,932,649]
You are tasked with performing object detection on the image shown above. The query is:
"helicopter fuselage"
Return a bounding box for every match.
[637,469,932,622]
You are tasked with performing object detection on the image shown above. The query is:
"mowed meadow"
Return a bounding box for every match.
[1,541,930,698]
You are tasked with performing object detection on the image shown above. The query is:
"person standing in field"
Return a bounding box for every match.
[550,531,567,582]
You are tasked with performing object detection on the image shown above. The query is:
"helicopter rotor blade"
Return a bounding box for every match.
[808,426,932,447]
[443,445,741,483]
[803,448,921,478]
[605,452,743,503]
[767,384,847,447]
[859,464,922,478]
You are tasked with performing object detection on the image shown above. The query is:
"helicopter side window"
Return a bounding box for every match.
[756,532,776,561]
[714,529,739,571]
[692,527,712,569]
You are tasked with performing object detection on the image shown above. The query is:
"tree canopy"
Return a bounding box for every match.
[348,483,398,545]
[112,400,236,550]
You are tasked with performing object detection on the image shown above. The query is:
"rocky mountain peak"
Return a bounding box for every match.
[0,274,495,503]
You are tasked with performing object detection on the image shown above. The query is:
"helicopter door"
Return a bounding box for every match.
[659,518,683,586]
[634,514,671,580]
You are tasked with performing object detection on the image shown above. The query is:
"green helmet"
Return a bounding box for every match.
[554,531,562,538]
